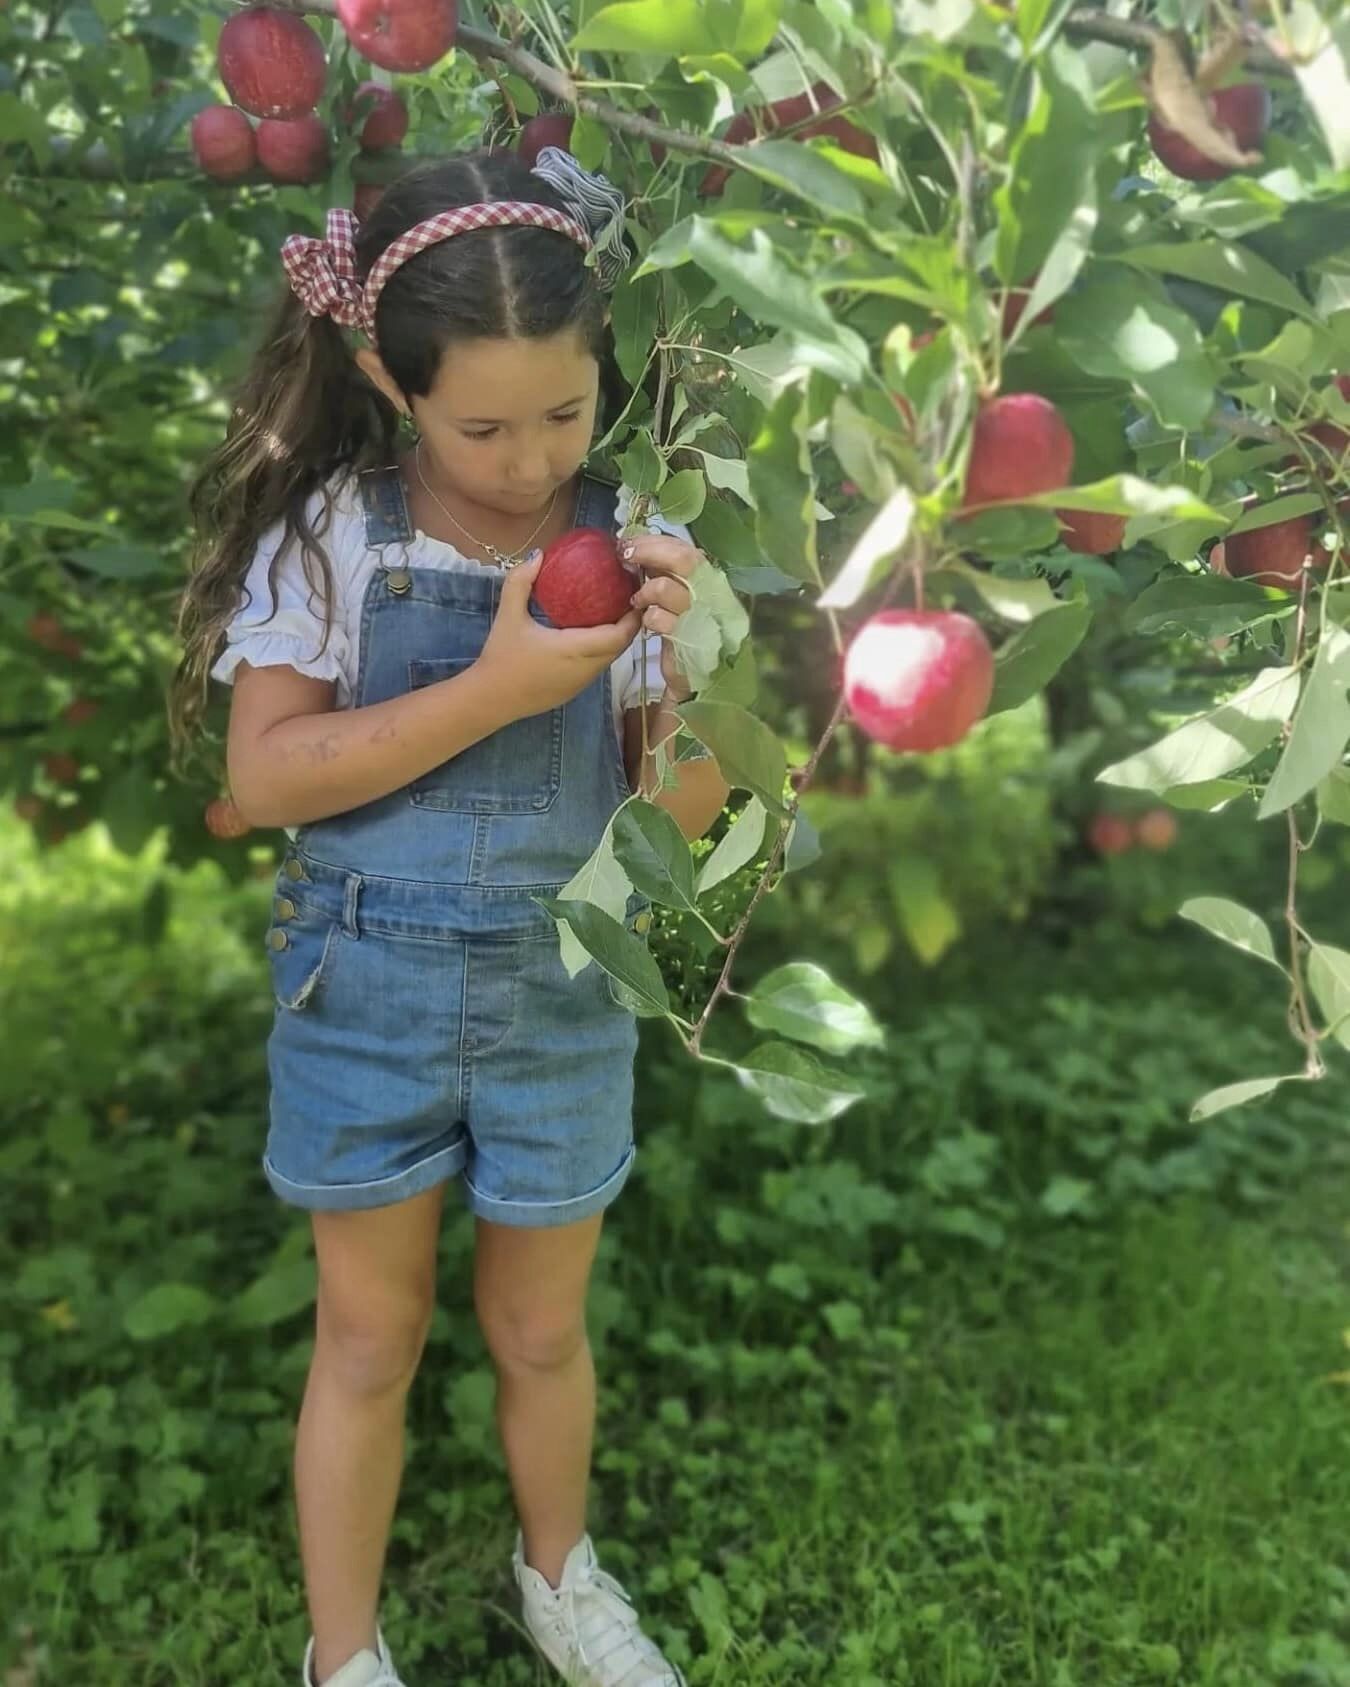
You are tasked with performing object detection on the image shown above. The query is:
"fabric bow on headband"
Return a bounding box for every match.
[280,147,629,340]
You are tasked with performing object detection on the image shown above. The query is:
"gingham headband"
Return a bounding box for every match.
[280,147,629,338]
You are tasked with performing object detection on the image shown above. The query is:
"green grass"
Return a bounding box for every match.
[3,816,1350,1686]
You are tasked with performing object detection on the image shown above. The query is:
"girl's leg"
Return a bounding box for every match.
[472,1214,604,1586]
[296,1182,446,1685]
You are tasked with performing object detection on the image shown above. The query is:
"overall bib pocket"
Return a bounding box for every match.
[406,656,565,814]
[267,896,342,1011]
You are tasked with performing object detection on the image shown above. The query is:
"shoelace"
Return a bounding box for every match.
[560,1565,679,1683]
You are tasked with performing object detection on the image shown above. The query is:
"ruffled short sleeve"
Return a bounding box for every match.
[616,512,692,712]
[209,481,356,703]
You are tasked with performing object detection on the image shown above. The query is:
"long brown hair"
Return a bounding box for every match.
[169,148,613,776]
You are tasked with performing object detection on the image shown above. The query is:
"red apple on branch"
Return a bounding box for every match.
[1087,812,1133,856]
[1134,807,1178,851]
[1057,509,1128,555]
[843,609,995,753]
[217,7,327,120]
[519,112,574,167]
[337,0,458,73]
[962,393,1074,508]
[1224,514,1329,590]
[257,114,331,184]
[700,81,877,196]
[191,105,258,180]
[1147,83,1270,183]
[343,81,408,151]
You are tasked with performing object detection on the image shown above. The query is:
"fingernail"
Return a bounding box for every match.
[619,539,635,559]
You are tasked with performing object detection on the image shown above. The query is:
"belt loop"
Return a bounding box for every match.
[342,873,363,938]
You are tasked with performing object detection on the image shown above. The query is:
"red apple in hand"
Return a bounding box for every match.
[843,609,995,753]
[962,393,1074,508]
[1134,807,1178,851]
[1225,514,1329,590]
[533,529,638,629]
[191,105,257,180]
[1147,83,1270,183]
[1087,813,1133,856]
[519,112,574,168]
[344,81,408,150]
[257,114,330,184]
[1057,509,1128,555]
[337,0,457,73]
[217,7,327,120]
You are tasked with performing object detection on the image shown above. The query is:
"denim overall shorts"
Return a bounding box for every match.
[260,467,650,1226]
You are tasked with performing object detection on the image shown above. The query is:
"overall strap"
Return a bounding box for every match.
[357,465,414,547]
[573,474,620,534]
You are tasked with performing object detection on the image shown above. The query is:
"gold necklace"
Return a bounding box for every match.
[414,442,558,570]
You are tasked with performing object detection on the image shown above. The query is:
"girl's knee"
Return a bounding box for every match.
[313,1305,432,1395]
[477,1301,588,1374]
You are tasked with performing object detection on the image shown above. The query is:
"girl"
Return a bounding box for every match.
[171,146,730,1687]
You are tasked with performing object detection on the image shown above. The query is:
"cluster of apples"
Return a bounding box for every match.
[1087,808,1179,856]
[190,0,454,185]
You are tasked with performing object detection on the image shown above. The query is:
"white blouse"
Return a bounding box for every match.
[209,470,683,727]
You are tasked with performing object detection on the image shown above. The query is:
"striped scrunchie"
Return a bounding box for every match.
[280,148,631,339]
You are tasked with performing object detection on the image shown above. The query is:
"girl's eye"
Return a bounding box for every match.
[461,412,580,443]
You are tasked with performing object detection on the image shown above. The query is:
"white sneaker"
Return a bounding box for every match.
[513,1531,687,1687]
[301,1626,406,1687]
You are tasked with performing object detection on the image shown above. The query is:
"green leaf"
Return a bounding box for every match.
[683,557,750,683]
[720,1042,866,1123]
[939,559,1061,624]
[1041,1175,1094,1219]
[701,639,759,707]
[1097,665,1300,792]
[639,219,870,384]
[783,809,821,873]
[1054,272,1218,431]
[612,801,698,911]
[1293,19,1350,172]
[1163,778,1251,812]
[889,855,961,966]
[232,1259,317,1330]
[819,487,913,610]
[1190,1076,1293,1122]
[610,271,661,389]
[994,42,1099,301]
[1125,574,1282,638]
[1177,897,1284,971]
[745,961,884,1055]
[574,0,721,52]
[987,601,1091,716]
[659,467,707,525]
[538,899,672,1018]
[749,384,819,587]
[694,496,763,571]
[619,430,665,495]
[738,137,868,220]
[695,796,768,895]
[1317,764,1350,825]
[1120,242,1316,322]
[554,822,634,977]
[124,1283,217,1342]
[1033,474,1222,524]
[1308,943,1350,1048]
[1259,627,1350,818]
[678,699,789,816]
[1227,493,1327,536]
[829,395,899,505]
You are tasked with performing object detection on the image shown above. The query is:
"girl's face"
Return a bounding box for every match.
[370,329,601,517]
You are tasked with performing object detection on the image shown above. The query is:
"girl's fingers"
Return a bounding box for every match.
[631,575,693,613]
[640,606,682,636]
[621,534,704,576]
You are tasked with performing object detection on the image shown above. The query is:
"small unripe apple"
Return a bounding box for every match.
[191,105,258,181]
[337,0,457,73]
[1057,510,1128,554]
[1134,807,1178,851]
[205,797,253,840]
[1225,514,1329,590]
[962,393,1074,508]
[217,7,327,120]
[343,81,408,150]
[843,609,995,753]
[533,529,638,629]
[42,752,81,785]
[1147,83,1270,183]
[1087,812,1133,856]
[257,114,330,184]
[518,112,574,168]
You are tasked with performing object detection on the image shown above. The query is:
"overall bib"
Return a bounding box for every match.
[260,467,650,1224]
